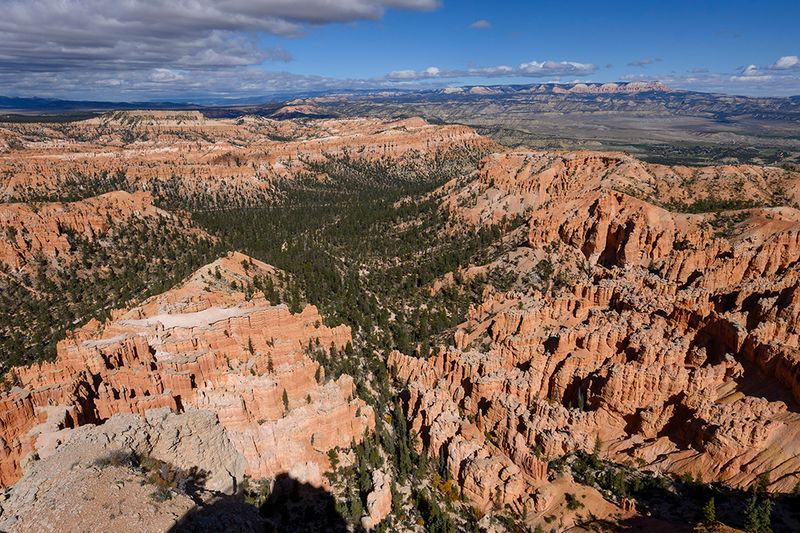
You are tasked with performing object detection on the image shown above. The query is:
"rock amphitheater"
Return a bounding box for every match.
[0,113,798,531]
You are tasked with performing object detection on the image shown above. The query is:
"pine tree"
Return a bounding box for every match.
[392,398,412,482]
[757,498,773,533]
[282,388,289,414]
[348,486,363,520]
[701,497,716,523]
[743,491,773,533]
[327,448,339,471]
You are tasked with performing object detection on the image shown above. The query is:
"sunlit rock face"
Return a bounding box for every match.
[393,150,800,511]
[0,252,374,487]
[0,408,258,533]
[0,112,495,207]
[0,190,186,274]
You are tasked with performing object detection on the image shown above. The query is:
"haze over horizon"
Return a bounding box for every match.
[1,0,798,100]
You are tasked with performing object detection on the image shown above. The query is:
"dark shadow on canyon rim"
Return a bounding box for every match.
[168,472,347,533]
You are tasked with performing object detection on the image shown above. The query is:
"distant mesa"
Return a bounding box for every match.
[436,81,671,96]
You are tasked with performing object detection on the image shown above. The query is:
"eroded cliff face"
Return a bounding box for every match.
[392,150,800,513]
[0,188,222,367]
[0,113,494,207]
[441,151,799,228]
[0,251,374,488]
[0,190,198,273]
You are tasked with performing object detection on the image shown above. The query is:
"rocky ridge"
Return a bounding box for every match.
[390,150,800,517]
[0,190,198,274]
[0,251,374,489]
[0,114,493,207]
[0,408,255,532]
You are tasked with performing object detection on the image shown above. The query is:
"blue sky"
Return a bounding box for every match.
[0,0,798,99]
[282,1,794,80]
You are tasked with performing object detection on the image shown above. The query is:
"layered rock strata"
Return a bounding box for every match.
[0,113,493,206]
[392,151,800,513]
[0,252,374,487]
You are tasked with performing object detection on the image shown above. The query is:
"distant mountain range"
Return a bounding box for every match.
[3,82,799,166]
[2,82,798,115]
[0,95,202,113]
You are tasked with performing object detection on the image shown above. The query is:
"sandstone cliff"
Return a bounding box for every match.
[391,150,800,515]
[0,251,374,488]
[0,189,219,366]
[0,114,494,207]
[0,190,197,274]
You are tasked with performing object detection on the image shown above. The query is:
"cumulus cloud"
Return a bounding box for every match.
[624,70,799,97]
[0,0,440,97]
[730,64,773,82]
[469,19,491,29]
[770,55,799,70]
[623,54,800,97]
[384,60,596,81]
[726,55,800,86]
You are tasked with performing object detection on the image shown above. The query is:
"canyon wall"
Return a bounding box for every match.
[0,252,374,488]
[393,151,800,513]
[0,113,494,207]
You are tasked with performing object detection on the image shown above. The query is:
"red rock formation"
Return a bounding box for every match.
[392,150,800,513]
[0,252,374,487]
[442,151,799,228]
[0,113,495,206]
[0,190,196,274]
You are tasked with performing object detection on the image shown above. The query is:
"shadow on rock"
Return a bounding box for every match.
[259,473,347,533]
[168,472,347,533]
[167,493,265,533]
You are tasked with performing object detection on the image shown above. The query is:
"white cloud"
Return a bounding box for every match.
[0,0,441,97]
[624,70,800,97]
[518,60,595,76]
[385,60,596,81]
[729,64,773,82]
[730,74,773,82]
[740,65,761,77]
[387,69,419,80]
[469,19,491,29]
[148,69,186,83]
[770,55,799,70]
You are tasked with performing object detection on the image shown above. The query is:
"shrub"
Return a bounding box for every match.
[565,493,584,511]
